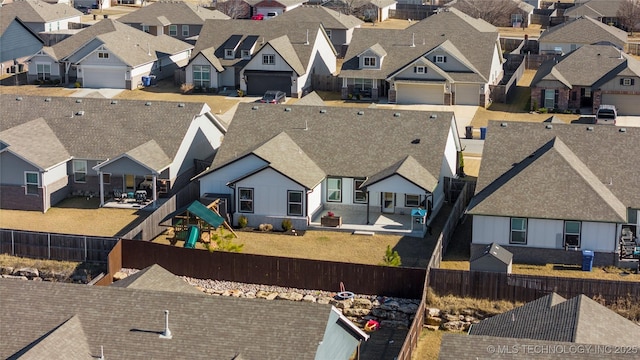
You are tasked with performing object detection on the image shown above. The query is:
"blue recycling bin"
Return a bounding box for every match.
[141,76,151,87]
[582,250,594,271]
[480,127,487,140]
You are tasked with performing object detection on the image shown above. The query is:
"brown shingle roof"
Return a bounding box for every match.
[118,1,229,26]
[538,16,627,48]
[0,118,70,170]
[1,0,82,23]
[273,5,363,29]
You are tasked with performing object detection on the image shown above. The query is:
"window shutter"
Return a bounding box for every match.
[620,78,624,85]
[632,79,636,85]
[443,56,447,63]
[414,67,417,73]
[554,89,559,108]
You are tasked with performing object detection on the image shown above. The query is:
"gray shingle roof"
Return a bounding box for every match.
[468,121,640,219]
[48,19,193,66]
[538,16,627,48]
[0,95,213,163]
[0,277,338,359]
[0,118,70,170]
[468,293,640,346]
[0,0,82,23]
[364,155,439,192]
[124,140,172,173]
[340,8,499,82]
[293,91,326,106]
[531,44,635,88]
[272,5,363,29]
[470,242,513,264]
[109,264,203,295]
[193,19,330,72]
[118,1,229,26]
[564,0,626,18]
[17,315,92,360]
[197,104,455,184]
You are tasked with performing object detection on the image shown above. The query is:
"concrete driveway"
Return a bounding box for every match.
[70,88,124,99]
[616,116,640,128]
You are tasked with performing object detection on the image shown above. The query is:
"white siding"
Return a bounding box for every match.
[235,167,304,216]
[198,155,268,196]
[582,222,617,252]
[471,215,510,245]
[41,163,68,187]
[244,44,293,72]
[527,218,563,248]
[489,41,504,85]
[186,54,220,88]
[366,175,426,195]
[393,62,447,81]
[440,125,458,181]
[130,63,153,77]
[308,182,322,216]
[296,28,336,93]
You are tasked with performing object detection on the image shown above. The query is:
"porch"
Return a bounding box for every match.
[309,209,429,238]
[101,194,169,211]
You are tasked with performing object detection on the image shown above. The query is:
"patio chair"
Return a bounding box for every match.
[113,189,123,202]
[135,190,147,203]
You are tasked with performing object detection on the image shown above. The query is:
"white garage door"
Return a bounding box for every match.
[82,67,126,88]
[396,83,444,105]
[455,84,480,106]
[601,94,640,116]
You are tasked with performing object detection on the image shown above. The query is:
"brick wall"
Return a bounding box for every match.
[0,185,43,211]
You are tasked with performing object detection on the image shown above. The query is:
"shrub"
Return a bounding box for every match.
[74,82,81,88]
[538,107,548,113]
[238,215,248,228]
[258,223,273,232]
[381,245,401,267]
[180,83,194,94]
[532,99,538,111]
[237,89,245,97]
[281,218,293,232]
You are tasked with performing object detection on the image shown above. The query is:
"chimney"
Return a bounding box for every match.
[159,310,172,339]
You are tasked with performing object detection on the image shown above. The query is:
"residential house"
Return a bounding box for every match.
[323,0,397,23]
[194,104,462,233]
[246,0,307,17]
[446,0,534,27]
[0,265,368,359]
[340,8,504,105]
[538,16,628,55]
[0,95,226,212]
[530,44,640,115]
[0,0,82,33]
[467,121,640,266]
[440,292,640,359]
[272,5,363,54]
[117,1,229,43]
[0,12,43,74]
[26,19,193,89]
[564,0,627,28]
[185,19,336,97]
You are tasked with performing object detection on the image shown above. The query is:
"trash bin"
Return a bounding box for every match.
[582,250,594,271]
[149,75,157,86]
[141,76,151,87]
[465,125,473,139]
[480,127,487,140]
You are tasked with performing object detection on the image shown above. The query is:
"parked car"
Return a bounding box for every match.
[251,13,264,20]
[75,5,91,14]
[265,12,278,19]
[596,104,617,125]
[260,90,286,104]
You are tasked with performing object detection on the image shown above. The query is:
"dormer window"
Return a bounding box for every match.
[98,52,109,59]
[435,55,447,63]
[263,54,275,65]
[414,66,426,74]
[241,50,250,59]
[225,49,234,59]
[363,56,376,67]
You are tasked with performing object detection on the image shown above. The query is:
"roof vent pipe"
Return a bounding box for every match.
[159,310,172,339]
[305,29,309,45]
[411,33,415,47]
[99,346,104,360]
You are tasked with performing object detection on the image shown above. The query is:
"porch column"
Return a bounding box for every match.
[98,170,104,206]
[152,174,157,208]
[366,191,370,225]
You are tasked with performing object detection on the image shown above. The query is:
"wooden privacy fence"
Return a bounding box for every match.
[429,268,640,304]
[0,229,117,263]
[628,43,640,56]
[114,239,426,299]
[311,74,341,92]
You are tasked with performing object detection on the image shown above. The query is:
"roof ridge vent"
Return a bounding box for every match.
[393,112,401,117]
[159,310,172,339]
[319,109,327,113]
[545,124,552,129]
[284,107,292,112]
[500,122,508,127]
[16,97,22,101]
[586,126,594,131]
[357,110,364,115]
[429,114,437,119]
[178,103,185,107]
[619,128,626,133]
[45,97,51,102]
[76,110,85,116]
[111,100,118,104]
[76,99,82,103]
[252,105,259,110]
[145,102,152,106]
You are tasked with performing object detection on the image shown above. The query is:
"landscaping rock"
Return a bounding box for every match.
[380,300,400,311]
[256,291,277,300]
[464,316,477,323]
[343,308,371,317]
[371,308,388,318]
[244,291,256,299]
[398,303,418,314]
[14,267,39,278]
[380,319,409,329]
[424,325,440,331]
[330,298,352,309]
[443,313,460,322]
[425,316,443,326]
[302,294,316,303]
[1,266,14,275]
[352,298,373,309]
[317,296,332,305]
[427,307,441,317]
[277,292,303,301]
[1,274,28,280]
[113,271,128,281]
[442,320,467,331]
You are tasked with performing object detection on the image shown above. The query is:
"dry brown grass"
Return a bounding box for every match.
[361,18,413,30]
[425,287,523,315]
[411,329,445,360]
[498,23,544,38]
[0,198,139,237]
[0,254,80,275]
[0,85,77,97]
[154,229,433,267]
[461,155,481,178]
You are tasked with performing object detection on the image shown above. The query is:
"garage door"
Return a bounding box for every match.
[245,71,292,96]
[396,83,444,105]
[82,66,126,88]
[455,84,480,106]
[601,94,640,116]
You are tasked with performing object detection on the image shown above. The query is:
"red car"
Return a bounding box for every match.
[251,13,264,20]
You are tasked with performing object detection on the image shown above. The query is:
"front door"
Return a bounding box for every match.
[382,192,394,213]
[124,174,135,192]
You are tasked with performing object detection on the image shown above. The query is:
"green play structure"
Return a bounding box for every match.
[161,200,225,248]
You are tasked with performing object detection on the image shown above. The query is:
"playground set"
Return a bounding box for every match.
[162,199,235,249]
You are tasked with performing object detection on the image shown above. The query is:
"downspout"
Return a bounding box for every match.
[98,170,104,206]
[64,62,71,85]
[365,190,370,225]
[306,189,311,226]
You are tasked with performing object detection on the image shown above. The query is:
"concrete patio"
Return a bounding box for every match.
[309,209,429,238]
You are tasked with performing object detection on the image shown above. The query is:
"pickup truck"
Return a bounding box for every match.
[595,105,617,125]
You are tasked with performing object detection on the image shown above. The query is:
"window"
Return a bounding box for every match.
[405,194,420,207]
[564,221,581,248]
[36,63,50,81]
[263,54,275,65]
[225,49,234,59]
[621,78,635,86]
[182,25,189,37]
[73,160,87,183]
[435,55,447,63]
[241,50,250,59]
[583,88,591,97]
[142,25,149,33]
[193,65,210,88]
[544,89,556,109]
[288,191,303,216]
[414,66,426,74]
[354,179,367,203]
[325,29,332,39]
[327,178,341,202]
[102,173,111,185]
[169,25,177,36]
[238,188,253,213]
[98,52,109,59]
[25,172,39,195]
[354,78,372,91]
[510,218,527,244]
[363,56,376,67]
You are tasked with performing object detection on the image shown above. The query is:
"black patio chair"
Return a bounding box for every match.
[113,189,123,202]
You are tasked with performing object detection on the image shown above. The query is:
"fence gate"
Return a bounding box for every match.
[444,177,471,203]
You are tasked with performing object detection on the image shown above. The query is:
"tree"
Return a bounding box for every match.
[617,0,640,35]
[217,0,250,19]
[381,245,402,267]
[447,0,523,27]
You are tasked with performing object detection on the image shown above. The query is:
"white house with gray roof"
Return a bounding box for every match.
[0,0,83,33]
[0,95,226,212]
[538,16,628,55]
[467,121,640,266]
[185,19,336,97]
[339,8,504,105]
[26,19,193,89]
[194,104,462,234]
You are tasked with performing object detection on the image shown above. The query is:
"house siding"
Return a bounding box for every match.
[198,155,268,196]
[308,182,323,220]
[0,20,43,64]
[0,184,44,211]
[186,54,220,89]
[241,43,296,94]
[170,111,223,181]
[0,152,38,184]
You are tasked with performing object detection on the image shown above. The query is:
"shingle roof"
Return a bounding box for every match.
[0,277,338,359]
[197,104,455,185]
[118,1,229,26]
[245,0,306,6]
[0,10,43,39]
[47,19,193,66]
[564,0,626,19]
[538,16,627,48]
[272,5,363,29]
[109,264,204,295]
[531,44,634,88]
[468,293,640,346]
[469,121,640,218]
[340,8,499,82]
[293,91,326,106]
[364,155,439,192]
[0,118,70,170]
[17,315,92,360]
[0,95,213,163]
[268,35,306,75]
[124,140,172,173]
[0,0,82,23]
[192,19,330,71]
[470,242,513,264]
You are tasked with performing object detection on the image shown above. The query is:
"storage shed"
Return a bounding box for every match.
[470,243,513,273]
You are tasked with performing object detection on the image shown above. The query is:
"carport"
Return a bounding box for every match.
[245,71,292,96]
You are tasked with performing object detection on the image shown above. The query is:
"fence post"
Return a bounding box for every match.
[48,233,51,259]
[84,236,87,261]
[11,230,15,255]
